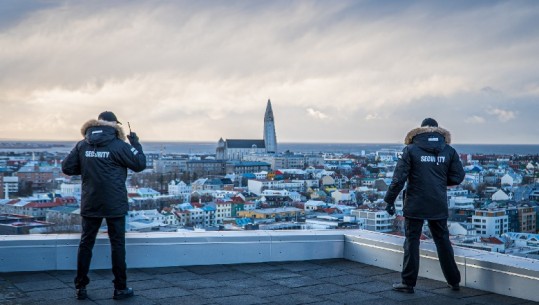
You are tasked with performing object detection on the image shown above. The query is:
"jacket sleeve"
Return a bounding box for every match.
[447,149,465,186]
[117,141,147,173]
[62,142,82,176]
[384,146,411,205]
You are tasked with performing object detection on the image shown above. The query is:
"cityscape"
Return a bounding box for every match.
[1,100,538,261]
[1,1,539,303]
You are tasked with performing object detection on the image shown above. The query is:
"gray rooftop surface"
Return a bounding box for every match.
[0,259,537,305]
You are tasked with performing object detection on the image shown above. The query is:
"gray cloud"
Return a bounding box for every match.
[0,1,538,143]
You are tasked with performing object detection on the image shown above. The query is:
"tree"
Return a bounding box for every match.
[18,180,33,197]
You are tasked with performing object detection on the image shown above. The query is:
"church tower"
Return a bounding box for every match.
[216,137,226,160]
[263,99,277,153]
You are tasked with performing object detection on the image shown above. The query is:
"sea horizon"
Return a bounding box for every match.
[0,139,538,155]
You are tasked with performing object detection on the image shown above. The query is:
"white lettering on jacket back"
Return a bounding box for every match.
[420,155,445,163]
[85,151,110,158]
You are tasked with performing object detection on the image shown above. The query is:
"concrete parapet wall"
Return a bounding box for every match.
[0,230,344,272]
[344,231,539,302]
[1,230,538,301]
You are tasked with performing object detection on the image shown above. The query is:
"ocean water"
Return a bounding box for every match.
[1,140,538,155]
[144,142,539,155]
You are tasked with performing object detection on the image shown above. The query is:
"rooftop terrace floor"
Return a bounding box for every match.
[1,259,536,305]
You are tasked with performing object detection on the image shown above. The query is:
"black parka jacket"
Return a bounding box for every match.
[384,126,465,220]
[62,119,146,217]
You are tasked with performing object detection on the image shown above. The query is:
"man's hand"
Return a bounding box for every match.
[385,202,396,216]
[127,132,139,145]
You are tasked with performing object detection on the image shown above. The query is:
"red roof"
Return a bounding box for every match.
[232,197,245,203]
[54,197,77,204]
[6,199,21,205]
[25,201,64,208]
[480,237,504,244]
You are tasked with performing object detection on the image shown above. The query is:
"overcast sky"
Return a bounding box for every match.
[1,0,538,144]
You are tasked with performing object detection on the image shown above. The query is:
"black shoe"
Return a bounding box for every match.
[448,283,460,291]
[392,282,414,293]
[76,287,87,300]
[113,287,134,300]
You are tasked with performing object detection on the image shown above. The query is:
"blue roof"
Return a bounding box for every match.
[226,139,266,149]
[230,161,271,166]
[235,218,252,226]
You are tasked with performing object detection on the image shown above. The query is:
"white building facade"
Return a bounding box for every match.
[352,209,393,233]
[472,209,509,237]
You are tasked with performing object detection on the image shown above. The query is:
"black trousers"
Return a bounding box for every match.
[75,216,127,290]
[401,218,460,287]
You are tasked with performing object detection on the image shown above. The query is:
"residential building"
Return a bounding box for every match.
[452,236,505,253]
[128,187,161,198]
[243,153,305,170]
[202,206,216,227]
[45,205,81,232]
[60,182,81,199]
[161,211,179,226]
[303,154,325,167]
[448,221,476,236]
[16,162,58,191]
[247,179,303,195]
[0,213,54,235]
[304,200,326,211]
[260,189,293,207]
[506,208,520,233]
[215,201,232,224]
[501,173,514,187]
[174,207,205,227]
[449,207,475,223]
[168,180,191,197]
[153,157,187,173]
[237,207,304,221]
[492,189,510,201]
[472,209,509,237]
[128,210,166,224]
[305,215,343,229]
[331,189,354,204]
[352,209,393,233]
[127,210,167,232]
[1,176,18,199]
[191,178,233,193]
[186,160,226,176]
[225,161,271,175]
[0,196,77,219]
[518,205,536,233]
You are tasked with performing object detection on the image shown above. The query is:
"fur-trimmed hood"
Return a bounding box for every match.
[81,119,126,141]
[404,126,451,145]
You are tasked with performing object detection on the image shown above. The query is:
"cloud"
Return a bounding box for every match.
[0,1,538,143]
[365,113,380,121]
[465,115,486,124]
[488,108,516,122]
[306,108,328,120]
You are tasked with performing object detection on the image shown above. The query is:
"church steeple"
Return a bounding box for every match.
[263,99,277,153]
